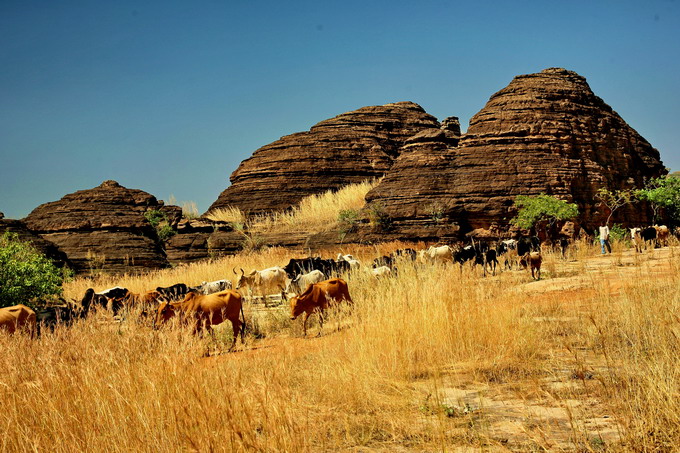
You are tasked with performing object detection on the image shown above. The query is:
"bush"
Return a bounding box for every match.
[0,232,70,309]
[144,209,176,242]
[338,209,360,235]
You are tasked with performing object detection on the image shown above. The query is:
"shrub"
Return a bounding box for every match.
[0,232,70,308]
[144,210,176,242]
[338,209,360,235]
[367,203,393,231]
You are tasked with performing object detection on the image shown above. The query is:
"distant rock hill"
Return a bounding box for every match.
[4,68,668,274]
[364,68,665,239]
[207,101,459,215]
[22,180,181,274]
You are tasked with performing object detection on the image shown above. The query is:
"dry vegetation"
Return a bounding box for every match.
[206,179,379,235]
[3,181,680,451]
[1,238,679,451]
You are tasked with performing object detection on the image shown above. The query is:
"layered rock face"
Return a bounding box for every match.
[23,180,181,274]
[207,102,446,215]
[365,68,666,237]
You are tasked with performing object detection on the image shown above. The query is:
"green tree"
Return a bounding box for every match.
[0,232,70,308]
[636,175,680,225]
[511,194,579,231]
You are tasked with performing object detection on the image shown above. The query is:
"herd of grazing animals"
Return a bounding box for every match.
[1,226,676,343]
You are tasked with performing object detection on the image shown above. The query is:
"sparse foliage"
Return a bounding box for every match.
[367,202,393,231]
[596,188,635,226]
[0,232,70,308]
[338,209,360,236]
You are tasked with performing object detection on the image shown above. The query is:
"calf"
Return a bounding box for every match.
[0,304,36,337]
[641,226,657,250]
[287,269,326,295]
[289,278,353,336]
[154,290,245,350]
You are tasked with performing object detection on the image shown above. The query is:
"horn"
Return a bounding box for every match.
[232,267,237,275]
[240,268,245,275]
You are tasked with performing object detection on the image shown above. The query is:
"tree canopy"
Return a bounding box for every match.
[0,232,70,308]
[636,175,680,225]
[511,194,579,230]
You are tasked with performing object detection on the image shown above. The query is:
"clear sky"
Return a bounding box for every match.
[1,0,678,219]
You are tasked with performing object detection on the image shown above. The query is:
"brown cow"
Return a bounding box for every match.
[289,278,353,336]
[0,304,36,338]
[154,289,245,349]
[655,225,670,247]
[525,252,542,280]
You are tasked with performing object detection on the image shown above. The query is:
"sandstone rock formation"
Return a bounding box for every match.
[364,68,666,239]
[23,180,181,274]
[207,102,449,215]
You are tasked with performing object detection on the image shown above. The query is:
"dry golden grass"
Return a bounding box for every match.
[2,242,680,451]
[206,179,379,235]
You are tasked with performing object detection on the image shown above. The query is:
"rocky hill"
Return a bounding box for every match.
[207,102,457,215]
[22,180,181,274]
[5,68,668,275]
[364,68,666,239]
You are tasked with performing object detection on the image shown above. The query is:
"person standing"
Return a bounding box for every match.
[599,224,611,254]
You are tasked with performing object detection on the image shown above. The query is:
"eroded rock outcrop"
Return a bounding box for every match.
[23,180,181,274]
[364,68,666,239]
[207,102,445,215]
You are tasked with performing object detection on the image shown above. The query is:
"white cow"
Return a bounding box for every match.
[199,279,232,295]
[418,245,453,264]
[630,228,644,253]
[371,266,392,278]
[234,266,289,304]
[287,269,326,295]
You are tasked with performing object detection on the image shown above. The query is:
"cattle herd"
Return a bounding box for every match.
[0,225,676,345]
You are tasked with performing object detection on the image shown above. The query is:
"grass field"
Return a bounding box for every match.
[2,238,679,451]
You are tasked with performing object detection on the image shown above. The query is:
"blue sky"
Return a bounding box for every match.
[1,0,678,219]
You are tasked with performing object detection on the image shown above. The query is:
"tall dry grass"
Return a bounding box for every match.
[206,179,379,235]
[3,239,680,450]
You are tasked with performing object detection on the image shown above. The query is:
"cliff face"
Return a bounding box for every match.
[364,68,666,238]
[23,180,181,274]
[206,102,446,215]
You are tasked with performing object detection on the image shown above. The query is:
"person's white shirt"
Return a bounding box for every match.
[599,225,610,240]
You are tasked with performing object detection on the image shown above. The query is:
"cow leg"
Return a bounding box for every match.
[302,312,310,337]
[230,319,241,350]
